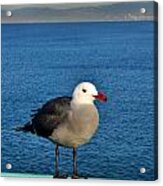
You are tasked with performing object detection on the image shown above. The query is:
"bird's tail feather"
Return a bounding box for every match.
[15,122,35,134]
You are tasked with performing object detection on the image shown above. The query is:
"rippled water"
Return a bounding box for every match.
[1,21,157,180]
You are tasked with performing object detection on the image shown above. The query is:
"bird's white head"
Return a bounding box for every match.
[72,82,107,105]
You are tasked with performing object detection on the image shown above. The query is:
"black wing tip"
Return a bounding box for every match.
[15,123,34,134]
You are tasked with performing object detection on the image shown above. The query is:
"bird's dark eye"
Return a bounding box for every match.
[82,89,87,93]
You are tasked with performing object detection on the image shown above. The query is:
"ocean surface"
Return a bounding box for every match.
[1,21,157,180]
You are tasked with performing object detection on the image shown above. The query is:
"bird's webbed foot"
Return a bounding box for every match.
[53,172,68,179]
[71,174,79,179]
[71,174,88,179]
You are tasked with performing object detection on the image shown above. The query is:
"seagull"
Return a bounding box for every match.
[16,82,107,178]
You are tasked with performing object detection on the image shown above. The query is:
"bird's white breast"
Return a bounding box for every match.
[50,104,99,147]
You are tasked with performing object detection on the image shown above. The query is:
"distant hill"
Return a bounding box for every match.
[1,1,158,23]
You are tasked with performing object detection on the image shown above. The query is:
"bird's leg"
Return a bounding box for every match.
[54,144,59,177]
[53,144,67,179]
[72,146,79,179]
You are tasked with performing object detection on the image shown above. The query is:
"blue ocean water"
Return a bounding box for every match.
[1,21,157,180]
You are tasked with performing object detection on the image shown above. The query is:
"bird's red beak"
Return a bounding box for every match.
[93,92,107,102]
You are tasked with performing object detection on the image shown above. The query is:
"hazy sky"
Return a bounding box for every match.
[2,2,115,10]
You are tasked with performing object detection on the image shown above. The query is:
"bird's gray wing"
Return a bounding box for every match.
[31,96,72,137]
